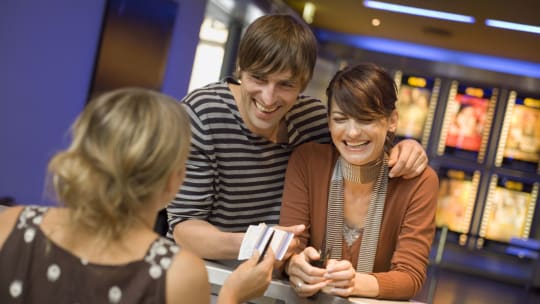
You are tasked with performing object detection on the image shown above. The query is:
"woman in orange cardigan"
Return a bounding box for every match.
[280,63,438,300]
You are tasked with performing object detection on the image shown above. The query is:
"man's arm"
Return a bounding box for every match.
[173,219,244,260]
[168,100,242,259]
[388,139,428,179]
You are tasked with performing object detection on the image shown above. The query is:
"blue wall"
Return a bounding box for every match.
[0,1,106,205]
[0,0,207,205]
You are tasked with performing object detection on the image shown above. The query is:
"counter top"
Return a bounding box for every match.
[205,260,350,303]
[205,260,423,304]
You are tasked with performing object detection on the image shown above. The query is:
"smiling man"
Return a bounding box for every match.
[166,14,428,261]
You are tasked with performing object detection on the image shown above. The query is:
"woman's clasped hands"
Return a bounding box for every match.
[286,246,356,298]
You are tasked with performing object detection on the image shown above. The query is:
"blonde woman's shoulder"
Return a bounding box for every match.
[166,246,210,304]
[0,205,24,249]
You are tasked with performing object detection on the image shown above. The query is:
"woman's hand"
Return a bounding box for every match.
[219,249,275,303]
[285,246,328,297]
[322,259,356,297]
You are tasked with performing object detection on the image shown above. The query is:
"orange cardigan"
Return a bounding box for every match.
[279,142,438,300]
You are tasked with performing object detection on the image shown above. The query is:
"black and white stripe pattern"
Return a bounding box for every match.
[167,80,330,235]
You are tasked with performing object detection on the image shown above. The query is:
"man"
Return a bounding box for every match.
[167,14,427,261]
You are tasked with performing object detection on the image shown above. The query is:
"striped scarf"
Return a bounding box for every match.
[322,156,388,273]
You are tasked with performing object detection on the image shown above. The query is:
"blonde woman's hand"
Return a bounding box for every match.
[218,249,275,304]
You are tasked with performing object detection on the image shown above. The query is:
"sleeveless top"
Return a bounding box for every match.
[0,206,180,303]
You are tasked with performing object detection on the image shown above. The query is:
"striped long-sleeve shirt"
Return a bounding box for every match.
[167,78,330,234]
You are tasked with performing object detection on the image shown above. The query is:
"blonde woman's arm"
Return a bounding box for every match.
[166,249,210,304]
[0,206,23,250]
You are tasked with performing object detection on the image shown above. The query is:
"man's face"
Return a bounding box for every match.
[237,70,303,140]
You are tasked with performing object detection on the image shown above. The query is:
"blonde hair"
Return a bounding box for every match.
[48,88,191,241]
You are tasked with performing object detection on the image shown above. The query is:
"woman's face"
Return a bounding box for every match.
[329,100,397,165]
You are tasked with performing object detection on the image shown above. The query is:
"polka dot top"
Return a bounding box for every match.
[0,206,180,303]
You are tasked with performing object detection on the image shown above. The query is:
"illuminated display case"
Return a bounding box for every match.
[479,175,539,243]
[436,167,480,243]
[393,71,441,148]
[495,91,540,173]
[310,37,540,287]
[385,68,540,257]
[437,81,498,163]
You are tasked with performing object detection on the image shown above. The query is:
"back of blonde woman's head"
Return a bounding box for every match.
[48,87,191,240]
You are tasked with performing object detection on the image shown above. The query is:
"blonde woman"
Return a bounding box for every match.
[0,88,273,303]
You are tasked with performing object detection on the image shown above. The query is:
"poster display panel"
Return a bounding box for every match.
[436,168,480,234]
[496,91,540,173]
[394,71,440,147]
[438,82,497,163]
[479,175,538,243]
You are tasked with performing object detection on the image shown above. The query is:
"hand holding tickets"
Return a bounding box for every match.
[238,223,294,261]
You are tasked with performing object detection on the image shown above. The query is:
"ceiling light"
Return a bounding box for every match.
[363,0,475,24]
[371,18,381,26]
[303,2,316,24]
[485,19,540,35]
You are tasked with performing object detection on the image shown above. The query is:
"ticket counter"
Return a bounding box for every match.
[205,261,423,304]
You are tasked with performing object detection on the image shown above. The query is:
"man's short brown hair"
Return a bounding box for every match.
[236,14,318,88]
